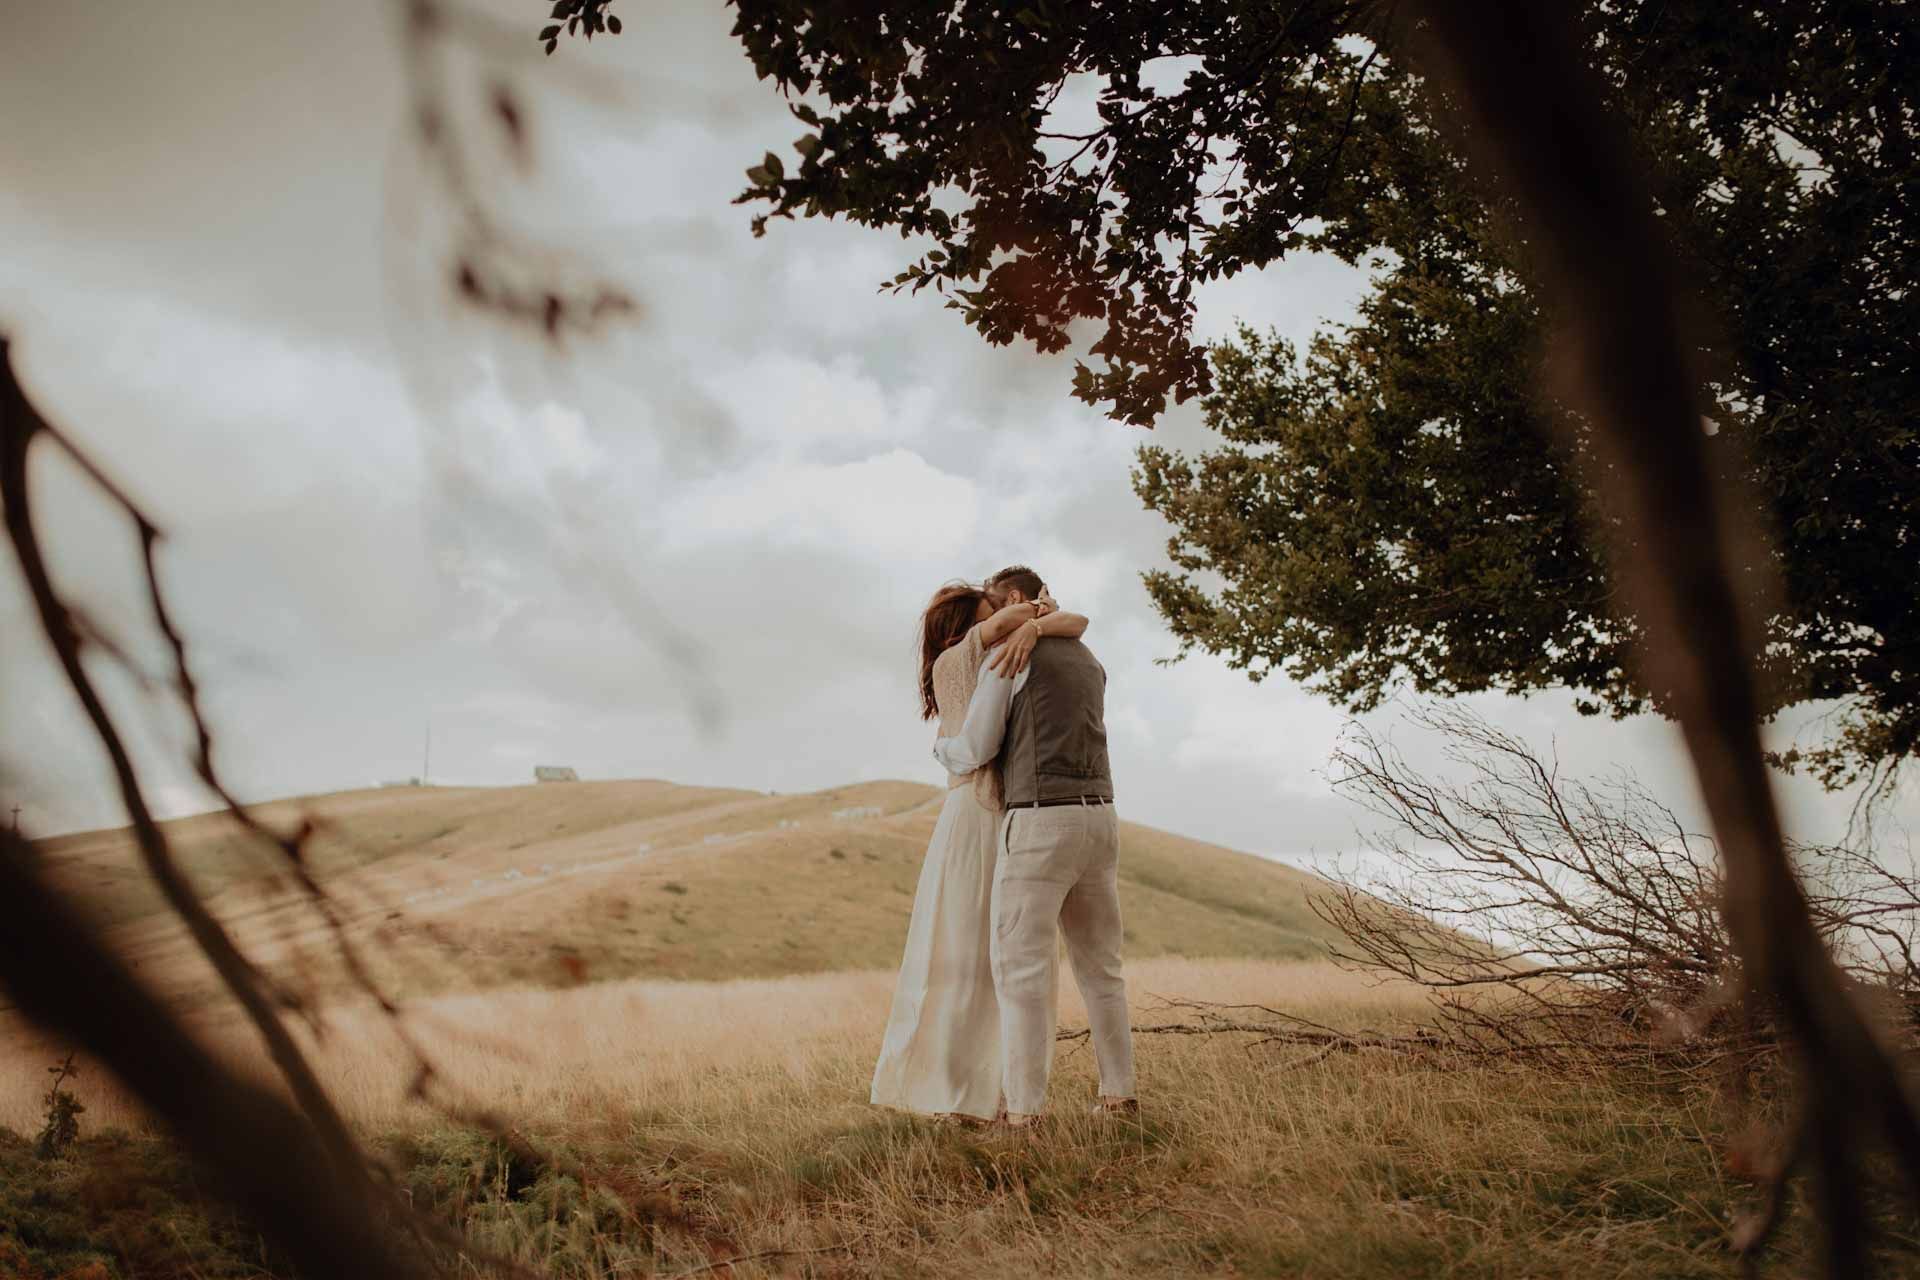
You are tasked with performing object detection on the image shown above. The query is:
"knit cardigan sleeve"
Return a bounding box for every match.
[931,624,1004,811]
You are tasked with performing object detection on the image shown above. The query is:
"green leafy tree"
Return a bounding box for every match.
[545,1,1918,789]
[1134,6,1918,796]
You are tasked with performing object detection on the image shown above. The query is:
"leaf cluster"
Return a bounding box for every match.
[704,0,1399,426]
[539,0,619,56]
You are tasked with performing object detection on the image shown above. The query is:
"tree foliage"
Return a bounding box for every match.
[700,0,1400,426]
[1137,4,1919,794]
[547,1,1918,787]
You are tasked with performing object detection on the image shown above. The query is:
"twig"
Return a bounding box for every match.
[1056,1014,1445,1059]
[0,340,551,1280]
[0,342,372,1185]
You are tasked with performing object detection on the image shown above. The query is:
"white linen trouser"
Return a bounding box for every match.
[991,800,1135,1116]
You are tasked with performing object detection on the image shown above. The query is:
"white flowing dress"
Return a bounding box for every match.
[869,623,1004,1119]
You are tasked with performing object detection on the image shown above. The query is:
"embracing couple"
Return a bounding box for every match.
[870,565,1137,1130]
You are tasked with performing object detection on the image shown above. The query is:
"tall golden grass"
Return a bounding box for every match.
[3,958,1870,1276]
[0,958,1416,1134]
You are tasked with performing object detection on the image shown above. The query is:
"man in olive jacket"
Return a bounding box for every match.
[932,566,1137,1126]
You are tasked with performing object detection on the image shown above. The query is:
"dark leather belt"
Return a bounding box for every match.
[1006,795,1113,809]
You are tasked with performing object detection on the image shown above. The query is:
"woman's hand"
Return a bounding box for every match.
[990,616,1044,677]
[977,600,1040,646]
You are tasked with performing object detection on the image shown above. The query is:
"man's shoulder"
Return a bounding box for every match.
[1028,636,1103,682]
[1036,635,1098,659]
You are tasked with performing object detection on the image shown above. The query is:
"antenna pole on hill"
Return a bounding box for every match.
[8,805,17,835]
[422,719,431,787]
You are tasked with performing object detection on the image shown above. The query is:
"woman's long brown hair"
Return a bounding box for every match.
[918,581,985,720]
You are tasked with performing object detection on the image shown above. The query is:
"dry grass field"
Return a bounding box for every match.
[3,782,1913,1278]
[2,959,1826,1280]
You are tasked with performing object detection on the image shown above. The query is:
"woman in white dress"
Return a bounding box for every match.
[870,580,1088,1121]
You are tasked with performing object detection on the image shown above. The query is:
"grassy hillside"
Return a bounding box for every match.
[27,779,1343,1006]
[6,959,1907,1279]
[33,778,772,931]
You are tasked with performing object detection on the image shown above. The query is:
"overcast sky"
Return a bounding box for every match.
[3,0,1912,863]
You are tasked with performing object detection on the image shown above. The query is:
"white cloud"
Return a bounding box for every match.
[433,370,615,514]
[1107,701,1155,748]
[701,351,938,459]
[6,290,424,524]
[666,448,979,557]
[1171,672,1352,797]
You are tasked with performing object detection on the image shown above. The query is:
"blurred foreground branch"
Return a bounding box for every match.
[0,339,455,1276]
[0,338,381,1170]
[0,830,425,1278]
[1405,7,1920,1270]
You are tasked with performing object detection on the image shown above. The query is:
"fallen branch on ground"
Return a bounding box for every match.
[1057,999,1454,1065]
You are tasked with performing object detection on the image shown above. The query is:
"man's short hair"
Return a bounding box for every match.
[985,564,1046,603]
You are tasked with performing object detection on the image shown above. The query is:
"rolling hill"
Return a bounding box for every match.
[26,779,1343,1008]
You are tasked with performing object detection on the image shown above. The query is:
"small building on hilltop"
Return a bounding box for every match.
[534,765,580,783]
